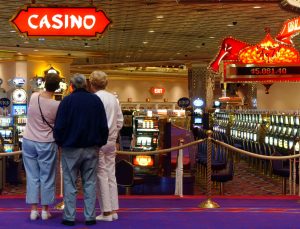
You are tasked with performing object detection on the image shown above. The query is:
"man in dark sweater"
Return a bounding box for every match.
[54,73,108,226]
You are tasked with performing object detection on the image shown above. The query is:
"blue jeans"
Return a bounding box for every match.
[22,138,57,205]
[61,146,99,221]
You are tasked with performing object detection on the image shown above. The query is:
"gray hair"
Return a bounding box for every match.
[70,73,87,89]
[89,70,108,90]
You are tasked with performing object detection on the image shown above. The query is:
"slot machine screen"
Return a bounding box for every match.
[137,136,152,146]
[5,129,12,138]
[12,104,27,116]
[194,117,202,124]
[0,130,5,138]
[4,144,13,152]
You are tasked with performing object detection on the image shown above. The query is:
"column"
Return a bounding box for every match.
[188,64,216,110]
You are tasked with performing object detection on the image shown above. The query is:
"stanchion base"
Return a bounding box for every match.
[198,198,220,208]
[55,201,65,210]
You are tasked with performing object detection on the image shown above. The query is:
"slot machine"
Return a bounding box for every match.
[132,115,159,175]
[9,77,27,146]
[0,117,14,153]
[0,79,14,152]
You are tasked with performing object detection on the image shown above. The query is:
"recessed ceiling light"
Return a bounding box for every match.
[156,15,164,19]
[209,36,215,39]
[253,6,261,9]
[227,24,234,27]
[10,30,16,33]
[143,41,148,44]
[148,30,155,33]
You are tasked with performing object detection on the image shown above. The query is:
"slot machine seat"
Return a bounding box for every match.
[197,142,227,170]
[115,159,144,195]
[119,135,132,151]
[211,160,234,195]
[270,152,290,195]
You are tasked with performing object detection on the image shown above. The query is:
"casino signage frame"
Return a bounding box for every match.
[9,4,111,39]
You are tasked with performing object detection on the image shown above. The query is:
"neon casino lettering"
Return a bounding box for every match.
[28,14,96,30]
[288,19,300,33]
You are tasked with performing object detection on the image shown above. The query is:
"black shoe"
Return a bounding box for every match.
[85,220,96,225]
[61,220,75,226]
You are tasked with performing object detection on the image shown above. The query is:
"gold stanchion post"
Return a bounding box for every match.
[199,130,220,208]
[55,148,64,210]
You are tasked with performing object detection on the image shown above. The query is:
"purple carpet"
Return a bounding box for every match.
[1,196,300,229]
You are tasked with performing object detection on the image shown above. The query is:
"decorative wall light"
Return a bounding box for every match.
[44,66,60,76]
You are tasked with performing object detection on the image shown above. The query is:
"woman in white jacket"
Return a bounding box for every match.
[90,70,124,221]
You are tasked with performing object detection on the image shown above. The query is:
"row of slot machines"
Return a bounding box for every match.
[213,110,300,154]
[0,115,27,153]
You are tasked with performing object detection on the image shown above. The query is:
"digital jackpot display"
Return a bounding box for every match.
[224,63,300,82]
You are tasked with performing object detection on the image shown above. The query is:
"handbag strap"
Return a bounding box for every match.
[38,94,54,131]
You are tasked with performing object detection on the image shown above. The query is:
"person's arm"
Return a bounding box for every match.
[53,98,69,146]
[98,100,109,147]
[116,103,124,131]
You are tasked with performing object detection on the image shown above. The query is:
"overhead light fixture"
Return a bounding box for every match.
[253,6,262,9]
[10,30,16,33]
[148,30,155,33]
[227,24,234,27]
[143,41,148,44]
[156,15,164,19]
[209,36,215,39]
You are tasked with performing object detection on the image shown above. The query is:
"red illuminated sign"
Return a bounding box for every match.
[209,27,300,82]
[133,155,154,167]
[276,16,300,45]
[10,5,111,38]
[150,87,165,95]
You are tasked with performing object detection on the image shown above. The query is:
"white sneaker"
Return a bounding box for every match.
[41,210,51,220]
[112,213,118,220]
[30,210,40,220]
[96,214,113,221]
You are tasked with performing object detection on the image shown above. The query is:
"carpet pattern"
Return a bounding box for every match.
[194,160,284,196]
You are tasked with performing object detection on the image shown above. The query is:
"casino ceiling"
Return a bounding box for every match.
[0,0,299,74]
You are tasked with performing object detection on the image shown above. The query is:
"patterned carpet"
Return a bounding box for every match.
[194,159,285,196]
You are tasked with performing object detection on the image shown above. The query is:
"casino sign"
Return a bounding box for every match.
[209,17,300,83]
[10,5,111,38]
